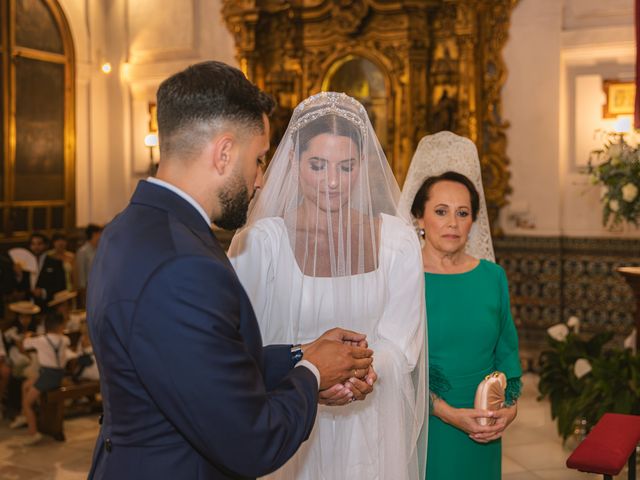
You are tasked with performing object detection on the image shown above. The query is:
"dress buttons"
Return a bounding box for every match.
[105,438,112,452]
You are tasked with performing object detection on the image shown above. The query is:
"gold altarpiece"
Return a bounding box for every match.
[223,0,517,227]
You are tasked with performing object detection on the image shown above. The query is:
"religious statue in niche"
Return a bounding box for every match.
[431,89,458,133]
[323,55,389,153]
[433,47,458,85]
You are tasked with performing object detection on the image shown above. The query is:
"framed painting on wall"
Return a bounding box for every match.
[602,80,635,118]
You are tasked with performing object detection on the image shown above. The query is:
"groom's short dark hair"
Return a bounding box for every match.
[156,61,275,160]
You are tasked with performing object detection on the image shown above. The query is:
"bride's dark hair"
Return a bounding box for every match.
[297,114,362,154]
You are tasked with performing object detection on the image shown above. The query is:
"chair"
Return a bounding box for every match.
[566,413,640,480]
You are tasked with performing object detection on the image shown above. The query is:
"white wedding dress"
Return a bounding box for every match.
[229,92,427,479]
[231,213,424,480]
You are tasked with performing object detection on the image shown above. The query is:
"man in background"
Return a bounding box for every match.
[14,233,66,311]
[75,224,103,308]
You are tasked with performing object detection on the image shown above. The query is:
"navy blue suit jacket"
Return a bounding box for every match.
[87,180,318,479]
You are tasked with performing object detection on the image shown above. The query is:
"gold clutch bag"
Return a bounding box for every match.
[473,371,507,426]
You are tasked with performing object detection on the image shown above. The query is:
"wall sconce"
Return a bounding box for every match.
[144,133,159,176]
[101,62,112,74]
[144,102,160,177]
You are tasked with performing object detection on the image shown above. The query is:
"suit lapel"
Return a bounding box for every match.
[130,180,229,261]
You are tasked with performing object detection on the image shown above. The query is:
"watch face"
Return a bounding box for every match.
[291,345,303,362]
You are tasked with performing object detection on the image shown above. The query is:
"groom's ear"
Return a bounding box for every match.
[211,133,235,176]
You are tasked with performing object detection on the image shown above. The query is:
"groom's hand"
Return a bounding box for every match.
[303,338,373,390]
[314,327,368,348]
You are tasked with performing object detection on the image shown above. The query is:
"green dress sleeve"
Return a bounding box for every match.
[428,364,451,414]
[495,266,522,405]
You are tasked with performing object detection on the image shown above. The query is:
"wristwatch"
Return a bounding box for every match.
[290,344,304,363]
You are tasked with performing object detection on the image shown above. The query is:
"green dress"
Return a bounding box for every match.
[425,259,521,480]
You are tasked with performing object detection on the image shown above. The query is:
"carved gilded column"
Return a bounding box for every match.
[477,0,518,231]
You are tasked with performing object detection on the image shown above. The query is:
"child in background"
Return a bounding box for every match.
[11,312,70,445]
[73,327,98,382]
[0,332,10,418]
[4,302,43,378]
[66,321,98,381]
[47,290,77,322]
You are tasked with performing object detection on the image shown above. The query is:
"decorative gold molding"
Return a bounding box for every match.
[223,0,517,230]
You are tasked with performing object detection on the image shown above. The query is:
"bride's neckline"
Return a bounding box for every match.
[279,214,388,279]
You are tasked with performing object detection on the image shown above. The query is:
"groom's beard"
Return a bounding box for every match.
[213,171,251,231]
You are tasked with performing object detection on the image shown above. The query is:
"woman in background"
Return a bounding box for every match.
[399,131,521,479]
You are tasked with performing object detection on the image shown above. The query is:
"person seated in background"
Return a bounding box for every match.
[65,309,86,333]
[11,312,71,445]
[75,224,102,308]
[14,233,67,311]
[4,301,43,379]
[47,289,78,322]
[0,331,10,418]
[0,251,18,321]
[48,233,75,291]
[68,324,98,382]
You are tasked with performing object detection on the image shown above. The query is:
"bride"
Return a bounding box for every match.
[228,92,427,480]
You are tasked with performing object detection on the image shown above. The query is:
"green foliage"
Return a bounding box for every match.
[575,349,640,430]
[537,329,640,440]
[587,133,640,226]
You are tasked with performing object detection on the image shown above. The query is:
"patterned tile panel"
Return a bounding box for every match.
[494,236,640,340]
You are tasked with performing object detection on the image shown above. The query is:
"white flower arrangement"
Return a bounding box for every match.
[567,316,580,334]
[547,323,569,342]
[588,133,640,226]
[624,328,637,354]
[574,358,592,379]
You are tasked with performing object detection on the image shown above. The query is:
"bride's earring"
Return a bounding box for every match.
[418,228,425,238]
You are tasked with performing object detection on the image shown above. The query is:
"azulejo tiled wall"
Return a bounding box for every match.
[494,236,640,349]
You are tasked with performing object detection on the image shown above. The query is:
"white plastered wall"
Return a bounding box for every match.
[57,0,236,227]
[502,0,639,237]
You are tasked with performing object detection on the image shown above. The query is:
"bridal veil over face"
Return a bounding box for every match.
[398,131,495,262]
[229,92,427,479]
[240,91,400,278]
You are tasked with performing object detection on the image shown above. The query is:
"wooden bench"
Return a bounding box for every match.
[37,380,101,441]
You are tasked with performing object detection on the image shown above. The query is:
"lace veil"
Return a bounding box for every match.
[229,92,427,479]
[398,131,495,261]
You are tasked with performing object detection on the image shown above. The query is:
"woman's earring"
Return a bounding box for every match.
[419,228,425,238]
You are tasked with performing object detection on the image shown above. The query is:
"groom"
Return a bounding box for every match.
[86,61,375,479]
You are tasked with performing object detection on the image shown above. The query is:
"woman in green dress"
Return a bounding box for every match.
[399,132,522,479]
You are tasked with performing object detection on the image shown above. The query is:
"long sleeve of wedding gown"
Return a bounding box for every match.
[367,215,426,480]
[228,221,276,333]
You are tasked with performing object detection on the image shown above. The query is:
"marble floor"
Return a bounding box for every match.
[0,373,634,479]
[0,413,98,479]
[503,373,633,480]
